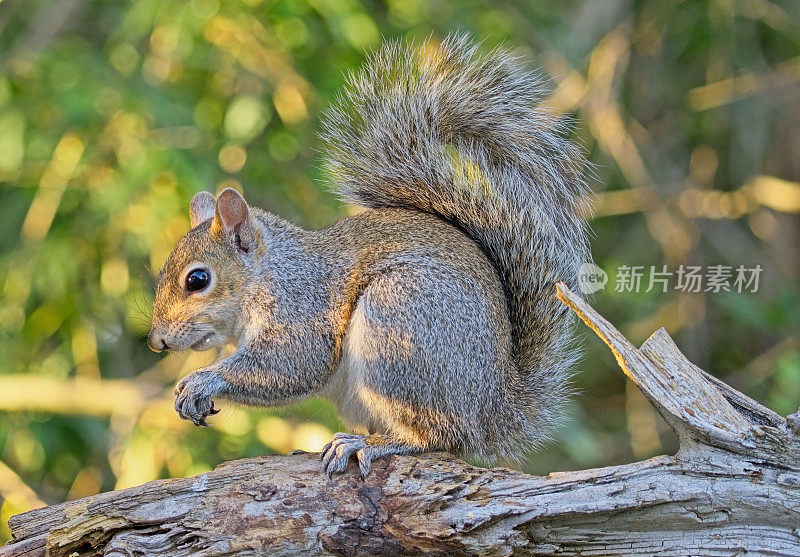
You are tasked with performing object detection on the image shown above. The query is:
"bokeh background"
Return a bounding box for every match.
[1,0,799,540]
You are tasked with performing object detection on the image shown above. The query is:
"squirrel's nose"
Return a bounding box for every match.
[147,331,169,353]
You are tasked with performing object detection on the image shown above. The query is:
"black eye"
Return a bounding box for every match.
[185,269,210,292]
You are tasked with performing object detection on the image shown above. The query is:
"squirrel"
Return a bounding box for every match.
[148,35,591,477]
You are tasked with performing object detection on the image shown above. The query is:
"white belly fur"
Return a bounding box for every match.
[317,304,380,434]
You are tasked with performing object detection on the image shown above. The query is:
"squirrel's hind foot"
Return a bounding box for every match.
[320,433,418,478]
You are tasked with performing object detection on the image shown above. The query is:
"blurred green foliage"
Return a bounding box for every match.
[1,0,800,541]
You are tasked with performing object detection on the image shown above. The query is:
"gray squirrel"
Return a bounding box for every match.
[147,35,591,477]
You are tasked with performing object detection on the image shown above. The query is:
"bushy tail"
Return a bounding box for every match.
[321,35,592,443]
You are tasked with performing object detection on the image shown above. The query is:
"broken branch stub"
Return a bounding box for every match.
[555,282,798,467]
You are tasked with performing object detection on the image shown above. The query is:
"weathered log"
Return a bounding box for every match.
[2,284,799,556]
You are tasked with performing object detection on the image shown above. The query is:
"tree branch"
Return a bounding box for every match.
[2,284,799,556]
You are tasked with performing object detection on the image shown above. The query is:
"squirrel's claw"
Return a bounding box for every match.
[173,372,219,427]
[320,433,367,477]
[356,450,373,478]
[320,433,415,478]
[318,433,392,477]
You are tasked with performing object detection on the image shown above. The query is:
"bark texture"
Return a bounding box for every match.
[2,284,799,556]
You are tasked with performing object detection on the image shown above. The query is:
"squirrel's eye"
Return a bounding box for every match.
[185,269,210,292]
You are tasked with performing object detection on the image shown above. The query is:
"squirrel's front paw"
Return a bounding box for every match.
[173,370,225,427]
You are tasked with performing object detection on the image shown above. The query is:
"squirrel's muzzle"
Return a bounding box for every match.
[147,330,168,352]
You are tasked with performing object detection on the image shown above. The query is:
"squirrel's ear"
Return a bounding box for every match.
[190,191,216,228]
[212,188,253,254]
